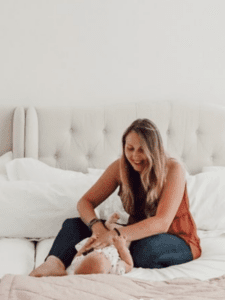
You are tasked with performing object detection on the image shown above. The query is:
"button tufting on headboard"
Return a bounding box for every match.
[24,101,225,174]
[181,154,186,161]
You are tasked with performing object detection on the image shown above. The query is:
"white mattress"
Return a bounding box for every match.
[0,238,35,279]
[35,233,225,282]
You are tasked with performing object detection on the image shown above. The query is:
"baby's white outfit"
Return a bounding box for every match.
[69,238,126,275]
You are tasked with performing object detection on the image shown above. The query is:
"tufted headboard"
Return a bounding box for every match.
[0,106,25,158]
[25,101,225,175]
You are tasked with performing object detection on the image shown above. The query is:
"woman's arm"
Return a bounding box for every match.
[90,160,186,248]
[77,159,120,236]
[118,160,186,241]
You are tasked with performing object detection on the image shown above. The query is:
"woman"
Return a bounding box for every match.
[30,118,201,277]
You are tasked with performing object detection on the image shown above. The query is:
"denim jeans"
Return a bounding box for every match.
[46,217,193,269]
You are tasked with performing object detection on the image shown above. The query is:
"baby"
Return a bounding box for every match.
[70,213,133,275]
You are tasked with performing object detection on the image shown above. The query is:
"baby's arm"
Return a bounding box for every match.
[113,236,133,273]
[75,236,97,257]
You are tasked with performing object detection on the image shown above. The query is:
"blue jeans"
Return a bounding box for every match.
[46,218,193,269]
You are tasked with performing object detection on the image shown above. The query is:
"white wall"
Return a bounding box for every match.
[1,0,225,107]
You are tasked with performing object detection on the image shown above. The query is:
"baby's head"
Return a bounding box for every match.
[74,251,111,275]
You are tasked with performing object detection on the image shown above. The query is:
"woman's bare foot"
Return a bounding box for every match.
[29,256,67,277]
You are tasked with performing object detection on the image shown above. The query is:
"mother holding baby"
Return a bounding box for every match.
[30,118,201,277]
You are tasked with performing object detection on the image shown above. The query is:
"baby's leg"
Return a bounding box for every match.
[105,212,120,229]
[76,236,97,257]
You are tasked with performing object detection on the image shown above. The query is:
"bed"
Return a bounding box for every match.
[1,100,225,299]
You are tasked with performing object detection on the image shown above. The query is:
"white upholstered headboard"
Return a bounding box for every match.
[25,101,225,175]
[0,106,25,158]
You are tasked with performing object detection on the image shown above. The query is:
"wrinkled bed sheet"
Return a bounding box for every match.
[1,273,225,300]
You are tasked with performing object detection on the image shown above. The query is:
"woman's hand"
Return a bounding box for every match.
[75,235,98,257]
[85,230,116,251]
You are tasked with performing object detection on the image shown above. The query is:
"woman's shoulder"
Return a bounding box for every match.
[166,157,186,179]
[107,158,120,173]
[105,158,121,184]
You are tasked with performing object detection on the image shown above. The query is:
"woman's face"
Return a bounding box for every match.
[124,131,148,173]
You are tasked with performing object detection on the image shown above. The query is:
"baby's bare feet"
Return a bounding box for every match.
[107,212,120,224]
[29,256,67,277]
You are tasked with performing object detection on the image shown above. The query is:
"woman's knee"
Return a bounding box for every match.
[131,233,185,253]
[62,217,91,237]
[62,217,81,228]
[130,234,193,268]
[130,237,156,268]
[130,234,164,255]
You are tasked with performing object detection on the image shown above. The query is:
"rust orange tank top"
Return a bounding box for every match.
[120,182,202,260]
[167,183,201,260]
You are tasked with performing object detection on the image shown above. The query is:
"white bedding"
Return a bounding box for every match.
[34,234,225,282]
[0,238,34,279]
[0,151,12,181]
[1,156,225,282]
[3,157,225,237]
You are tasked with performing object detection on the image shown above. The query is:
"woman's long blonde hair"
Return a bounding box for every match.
[120,118,170,217]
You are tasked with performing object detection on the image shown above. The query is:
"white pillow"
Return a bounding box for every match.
[187,169,225,231]
[2,159,128,238]
[6,158,85,183]
[0,151,12,179]
[7,159,129,221]
[202,166,225,173]
[88,168,105,176]
[0,179,101,238]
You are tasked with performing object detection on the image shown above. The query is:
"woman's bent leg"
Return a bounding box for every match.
[130,233,193,269]
[29,218,91,277]
[46,218,92,268]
